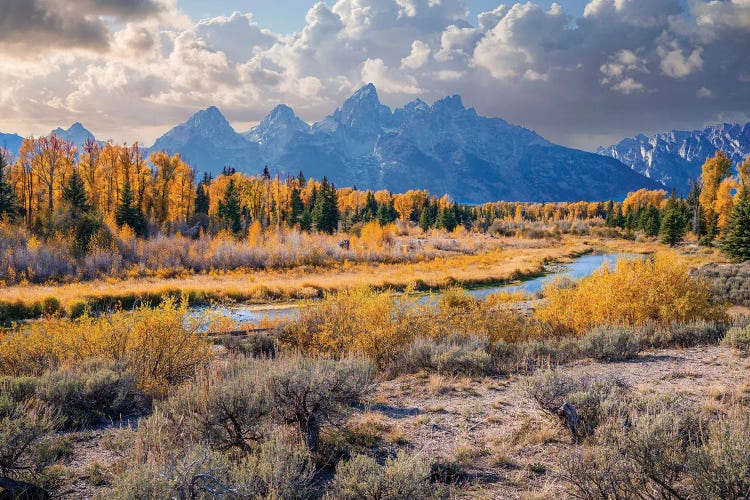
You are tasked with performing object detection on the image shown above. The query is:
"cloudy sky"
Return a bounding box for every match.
[1,0,748,150]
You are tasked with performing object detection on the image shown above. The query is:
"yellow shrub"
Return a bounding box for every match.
[0,298,212,396]
[352,221,396,252]
[535,252,727,335]
[280,287,547,366]
[280,287,410,368]
[484,291,533,308]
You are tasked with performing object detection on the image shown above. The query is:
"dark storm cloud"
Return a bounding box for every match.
[1,0,749,150]
[0,0,165,51]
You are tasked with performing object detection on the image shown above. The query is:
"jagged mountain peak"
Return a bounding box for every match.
[432,94,464,112]
[245,103,310,153]
[149,105,261,174]
[598,121,750,193]
[186,106,233,130]
[332,83,392,130]
[50,122,96,147]
[258,104,308,132]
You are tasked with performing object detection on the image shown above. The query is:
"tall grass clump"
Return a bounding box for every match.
[536,252,727,335]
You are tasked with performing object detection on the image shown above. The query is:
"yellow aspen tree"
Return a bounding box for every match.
[393,193,414,221]
[30,135,76,214]
[715,178,737,230]
[14,139,37,226]
[80,138,102,212]
[699,151,734,219]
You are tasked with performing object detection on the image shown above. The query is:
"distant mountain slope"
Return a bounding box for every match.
[50,122,97,149]
[597,123,750,194]
[0,133,23,156]
[2,85,663,203]
[250,84,662,202]
[1,123,98,157]
[150,106,261,173]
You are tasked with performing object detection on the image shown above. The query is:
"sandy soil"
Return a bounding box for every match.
[50,345,749,499]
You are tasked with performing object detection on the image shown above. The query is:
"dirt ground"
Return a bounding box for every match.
[50,345,749,499]
[366,345,750,499]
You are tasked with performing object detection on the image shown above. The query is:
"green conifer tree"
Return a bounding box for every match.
[660,191,686,246]
[721,186,750,262]
[62,170,91,215]
[312,177,339,233]
[300,209,313,232]
[194,173,211,215]
[115,180,146,236]
[289,186,304,227]
[218,178,242,234]
[642,206,661,236]
[0,151,17,220]
[418,208,432,231]
[436,205,458,232]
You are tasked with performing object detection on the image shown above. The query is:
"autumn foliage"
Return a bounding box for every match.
[535,252,726,334]
[0,298,211,395]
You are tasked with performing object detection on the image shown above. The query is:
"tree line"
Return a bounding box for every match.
[0,135,748,261]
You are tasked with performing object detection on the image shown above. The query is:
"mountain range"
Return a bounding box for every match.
[2,85,670,202]
[149,84,661,202]
[598,123,750,194]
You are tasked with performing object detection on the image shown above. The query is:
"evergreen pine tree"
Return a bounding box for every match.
[436,205,458,231]
[660,191,686,246]
[0,152,17,220]
[308,185,317,212]
[262,166,271,179]
[300,209,313,232]
[62,170,91,215]
[115,180,146,236]
[642,206,660,236]
[312,177,339,233]
[604,200,615,227]
[721,186,750,262]
[418,208,432,231]
[363,191,378,222]
[376,201,397,226]
[289,186,303,227]
[194,173,211,215]
[218,178,242,234]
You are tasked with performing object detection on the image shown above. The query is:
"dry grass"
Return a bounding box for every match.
[0,234,659,320]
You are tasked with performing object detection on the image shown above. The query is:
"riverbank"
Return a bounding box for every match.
[0,236,666,322]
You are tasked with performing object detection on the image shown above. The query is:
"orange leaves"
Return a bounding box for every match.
[351,221,396,253]
[534,252,726,335]
[699,151,734,219]
[622,188,667,213]
[716,178,738,229]
[0,298,212,396]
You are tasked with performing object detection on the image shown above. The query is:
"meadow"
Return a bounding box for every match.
[1,146,749,498]
[0,221,660,323]
[2,245,750,499]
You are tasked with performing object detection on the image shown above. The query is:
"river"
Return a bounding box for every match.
[199,252,639,326]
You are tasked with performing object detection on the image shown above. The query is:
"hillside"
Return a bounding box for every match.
[598,123,750,194]
[151,84,662,202]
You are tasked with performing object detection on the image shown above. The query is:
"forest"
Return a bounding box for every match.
[0,136,748,279]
